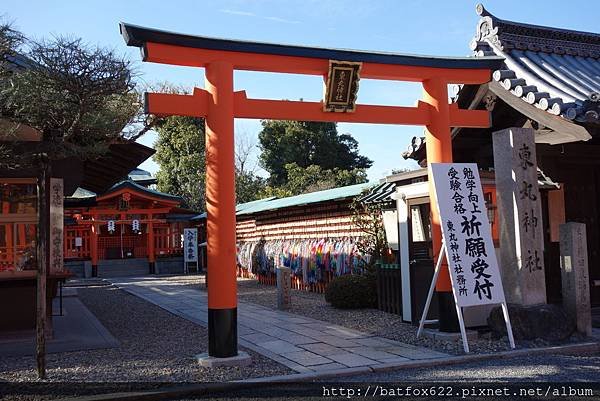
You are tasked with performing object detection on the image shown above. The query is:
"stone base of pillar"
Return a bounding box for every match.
[196,351,251,368]
[148,262,155,274]
[91,265,98,277]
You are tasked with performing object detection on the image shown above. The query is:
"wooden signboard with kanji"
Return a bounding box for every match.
[418,163,514,352]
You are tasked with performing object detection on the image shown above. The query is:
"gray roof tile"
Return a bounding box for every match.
[471,4,600,123]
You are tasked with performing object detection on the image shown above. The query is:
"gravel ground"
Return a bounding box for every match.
[183,277,591,356]
[0,284,291,400]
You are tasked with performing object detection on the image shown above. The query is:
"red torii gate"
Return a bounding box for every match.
[120,23,503,359]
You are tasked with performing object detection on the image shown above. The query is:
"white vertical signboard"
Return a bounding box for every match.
[417,163,514,352]
[434,163,505,307]
[183,228,198,274]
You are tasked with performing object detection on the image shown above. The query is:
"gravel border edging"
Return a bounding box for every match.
[238,340,600,382]
[52,341,600,401]
[54,382,257,401]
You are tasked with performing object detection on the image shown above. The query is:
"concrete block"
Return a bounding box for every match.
[422,328,478,341]
[196,351,252,368]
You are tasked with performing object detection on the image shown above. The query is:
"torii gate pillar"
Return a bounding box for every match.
[423,78,458,332]
[205,61,238,357]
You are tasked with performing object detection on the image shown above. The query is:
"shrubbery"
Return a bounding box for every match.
[324,273,377,309]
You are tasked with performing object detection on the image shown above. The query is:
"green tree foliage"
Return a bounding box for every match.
[153,116,206,211]
[258,120,372,188]
[350,192,389,271]
[234,132,267,204]
[0,24,143,168]
[235,171,267,204]
[261,162,368,197]
[153,117,270,210]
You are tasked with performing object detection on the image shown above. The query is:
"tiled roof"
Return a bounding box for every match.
[190,184,372,220]
[69,187,97,199]
[102,180,183,203]
[236,182,373,216]
[470,3,600,124]
[190,197,278,220]
[357,182,396,205]
[127,168,153,181]
[236,197,277,213]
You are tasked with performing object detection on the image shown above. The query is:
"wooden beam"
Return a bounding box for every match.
[77,219,167,224]
[145,88,208,117]
[144,42,493,84]
[95,187,180,205]
[234,92,431,125]
[83,208,172,215]
[488,81,591,144]
[448,103,491,128]
[146,89,491,128]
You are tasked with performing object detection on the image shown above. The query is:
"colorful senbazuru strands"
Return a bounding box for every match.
[120,23,500,356]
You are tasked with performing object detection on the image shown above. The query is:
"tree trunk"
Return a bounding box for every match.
[36,156,50,379]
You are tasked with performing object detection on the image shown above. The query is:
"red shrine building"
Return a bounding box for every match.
[64,169,197,277]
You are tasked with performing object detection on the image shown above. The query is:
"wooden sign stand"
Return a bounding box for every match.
[417,241,516,353]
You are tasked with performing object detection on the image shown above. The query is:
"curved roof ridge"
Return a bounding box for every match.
[102,180,183,203]
[475,3,600,49]
[470,4,600,125]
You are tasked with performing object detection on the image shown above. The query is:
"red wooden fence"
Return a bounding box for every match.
[98,235,147,259]
[154,225,183,257]
[64,226,91,259]
[256,270,334,294]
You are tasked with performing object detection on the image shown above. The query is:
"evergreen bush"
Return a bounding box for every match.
[324,273,377,309]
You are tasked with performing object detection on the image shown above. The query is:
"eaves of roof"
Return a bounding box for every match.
[100,180,183,203]
[469,4,600,126]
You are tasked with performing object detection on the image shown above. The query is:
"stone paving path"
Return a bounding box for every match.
[108,276,449,373]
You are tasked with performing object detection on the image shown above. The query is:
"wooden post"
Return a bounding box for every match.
[6,222,13,268]
[148,220,155,274]
[18,224,26,250]
[90,218,99,277]
[205,61,238,358]
[36,155,50,379]
[423,77,458,332]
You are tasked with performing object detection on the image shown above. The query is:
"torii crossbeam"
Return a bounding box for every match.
[120,23,504,359]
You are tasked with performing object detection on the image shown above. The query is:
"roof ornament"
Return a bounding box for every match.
[475,3,492,18]
[472,4,501,52]
[583,93,600,122]
[467,5,600,128]
[472,3,600,58]
[484,94,497,111]
[401,136,424,160]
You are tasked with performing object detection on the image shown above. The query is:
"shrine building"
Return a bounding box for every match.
[405,4,600,307]
[63,168,197,278]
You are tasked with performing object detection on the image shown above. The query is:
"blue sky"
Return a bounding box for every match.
[6,0,599,181]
